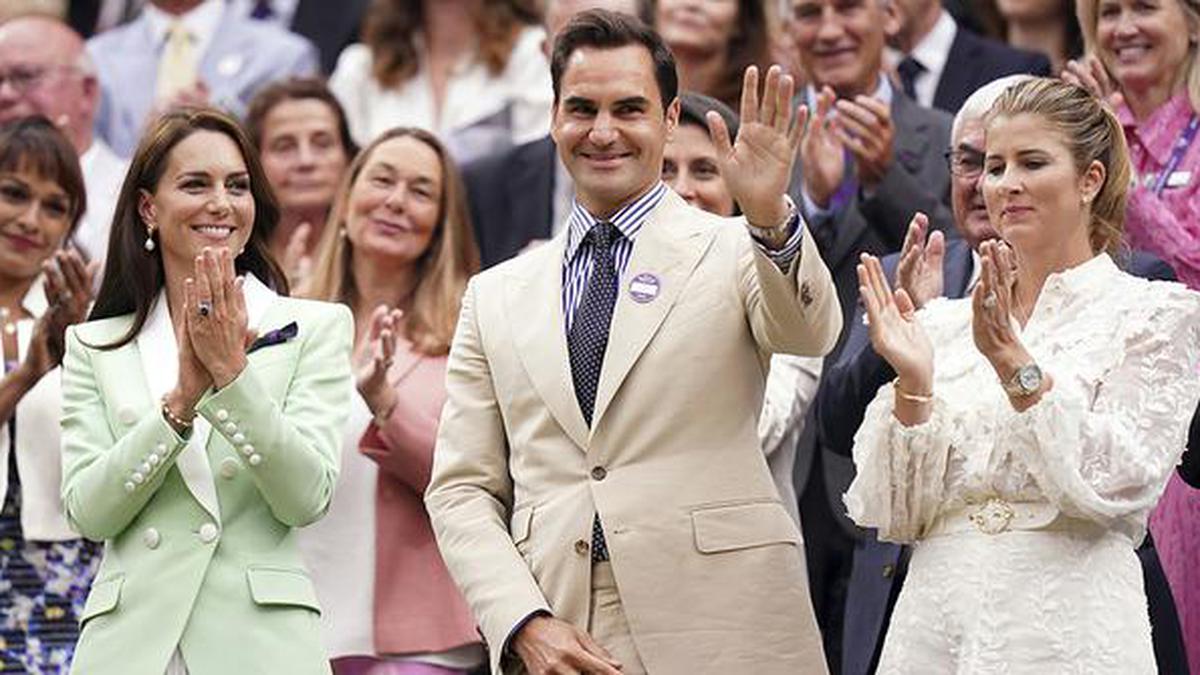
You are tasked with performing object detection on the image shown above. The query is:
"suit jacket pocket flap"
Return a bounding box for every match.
[510,506,533,545]
[246,566,322,613]
[692,501,800,553]
[81,575,124,623]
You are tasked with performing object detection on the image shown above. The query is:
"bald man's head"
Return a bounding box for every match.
[0,16,98,153]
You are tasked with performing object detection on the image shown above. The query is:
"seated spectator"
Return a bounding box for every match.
[0,15,126,264]
[993,0,1082,72]
[461,0,641,267]
[651,0,777,111]
[663,91,823,527]
[0,116,98,673]
[87,0,319,157]
[303,127,482,674]
[330,0,551,165]
[1071,0,1200,666]
[888,0,1050,112]
[245,77,356,287]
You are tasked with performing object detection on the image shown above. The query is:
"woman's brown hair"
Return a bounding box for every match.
[0,116,87,243]
[987,77,1131,257]
[88,107,288,349]
[362,0,541,90]
[304,127,480,356]
[243,76,360,159]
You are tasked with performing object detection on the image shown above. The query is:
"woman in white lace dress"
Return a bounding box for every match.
[845,77,1200,673]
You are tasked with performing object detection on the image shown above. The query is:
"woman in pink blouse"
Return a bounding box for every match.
[1073,0,1200,669]
[305,127,482,674]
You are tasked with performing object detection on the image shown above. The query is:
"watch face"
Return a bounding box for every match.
[1017,365,1043,393]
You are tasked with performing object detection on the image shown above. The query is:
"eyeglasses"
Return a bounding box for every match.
[0,63,78,95]
[945,148,985,179]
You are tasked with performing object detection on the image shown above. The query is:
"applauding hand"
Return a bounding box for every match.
[1062,55,1125,113]
[356,304,403,422]
[23,249,97,380]
[800,86,845,210]
[707,65,807,231]
[184,248,252,390]
[895,213,944,310]
[858,252,934,416]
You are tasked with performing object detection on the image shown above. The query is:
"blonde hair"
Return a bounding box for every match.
[1076,0,1200,112]
[988,77,1131,256]
[304,128,480,356]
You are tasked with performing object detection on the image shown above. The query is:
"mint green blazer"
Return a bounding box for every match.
[60,282,352,675]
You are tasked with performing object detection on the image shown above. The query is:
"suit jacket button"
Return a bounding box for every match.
[216,409,230,422]
[574,539,590,556]
[219,458,239,479]
[143,527,161,550]
[248,454,263,467]
[590,466,607,481]
[198,523,219,544]
[882,563,895,578]
[223,422,237,434]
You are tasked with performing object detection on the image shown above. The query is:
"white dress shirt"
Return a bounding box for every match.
[758,354,823,527]
[142,0,224,61]
[75,139,128,265]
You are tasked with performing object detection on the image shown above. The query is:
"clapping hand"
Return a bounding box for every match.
[23,248,97,378]
[895,213,944,310]
[801,86,846,210]
[707,65,807,230]
[858,252,934,394]
[834,96,895,188]
[971,241,1027,371]
[356,304,403,422]
[183,248,253,390]
[281,222,314,290]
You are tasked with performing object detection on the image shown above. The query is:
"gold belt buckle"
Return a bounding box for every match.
[969,498,1015,535]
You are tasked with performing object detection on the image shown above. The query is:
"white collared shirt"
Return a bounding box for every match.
[142,0,224,59]
[75,139,128,265]
[900,9,958,108]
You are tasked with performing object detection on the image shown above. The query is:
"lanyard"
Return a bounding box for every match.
[1152,113,1200,196]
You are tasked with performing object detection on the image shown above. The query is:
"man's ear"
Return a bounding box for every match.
[882,0,902,40]
[665,97,681,138]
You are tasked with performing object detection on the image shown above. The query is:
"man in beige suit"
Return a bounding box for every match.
[426,10,840,675]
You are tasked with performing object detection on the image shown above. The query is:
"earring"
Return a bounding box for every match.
[144,229,156,252]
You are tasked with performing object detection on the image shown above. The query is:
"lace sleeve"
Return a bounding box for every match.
[1001,287,1200,528]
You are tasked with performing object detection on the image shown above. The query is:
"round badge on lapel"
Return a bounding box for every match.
[628,273,661,304]
[217,54,244,78]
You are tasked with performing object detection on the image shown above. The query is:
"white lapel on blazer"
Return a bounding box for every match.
[134,274,277,523]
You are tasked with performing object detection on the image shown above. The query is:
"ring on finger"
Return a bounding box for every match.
[198,300,212,317]
[982,293,998,310]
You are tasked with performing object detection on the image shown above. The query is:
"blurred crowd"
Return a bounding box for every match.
[0,0,1197,674]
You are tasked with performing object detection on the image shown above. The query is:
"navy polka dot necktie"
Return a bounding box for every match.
[568,221,619,562]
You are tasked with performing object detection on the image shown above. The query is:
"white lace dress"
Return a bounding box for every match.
[844,254,1200,674]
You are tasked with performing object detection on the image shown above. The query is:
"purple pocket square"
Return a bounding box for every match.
[247,321,298,354]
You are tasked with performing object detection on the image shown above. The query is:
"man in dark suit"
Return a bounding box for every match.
[814,74,1190,675]
[891,0,1051,113]
[783,1,953,669]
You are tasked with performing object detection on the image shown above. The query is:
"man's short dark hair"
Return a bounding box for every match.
[550,9,678,113]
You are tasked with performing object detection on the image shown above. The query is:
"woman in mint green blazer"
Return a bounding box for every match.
[59,108,353,675]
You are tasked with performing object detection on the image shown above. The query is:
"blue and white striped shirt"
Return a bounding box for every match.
[561,182,804,334]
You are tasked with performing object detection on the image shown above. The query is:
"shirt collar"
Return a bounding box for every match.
[143,0,224,55]
[563,181,668,264]
[805,74,893,108]
[1118,91,1198,165]
[909,10,957,83]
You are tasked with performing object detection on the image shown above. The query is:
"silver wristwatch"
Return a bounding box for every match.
[1002,363,1044,398]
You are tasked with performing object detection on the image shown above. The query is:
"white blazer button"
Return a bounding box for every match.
[241,444,255,457]
[156,443,167,453]
[132,472,145,484]
[148,454,161,466]
[143,527,161,549]
[216,409,229,421]
[124,482,136,493]
[232,433,246,444]
[219,458,239,479]
[140,462,152,474]
[118,407,138,425]
[198,523,219,543]
[248,454,263,467]
[223,422,237,434]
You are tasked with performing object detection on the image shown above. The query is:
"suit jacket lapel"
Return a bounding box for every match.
[137,294,221,523]
[933,30,973,111]
[591,193,714,433]
[944,238,975,299]
[505,234,590,450]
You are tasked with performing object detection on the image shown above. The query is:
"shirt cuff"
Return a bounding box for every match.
[750,208,804,272]
[801,188,833,222]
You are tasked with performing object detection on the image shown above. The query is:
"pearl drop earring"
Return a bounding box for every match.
[144,229,156,252]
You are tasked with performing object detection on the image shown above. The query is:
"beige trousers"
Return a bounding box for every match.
[587,562,646,675]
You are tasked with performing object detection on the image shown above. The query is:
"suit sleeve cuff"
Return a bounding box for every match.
[749,206,805,272]
[504,609,552,658]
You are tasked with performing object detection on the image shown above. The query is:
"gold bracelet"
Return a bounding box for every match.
[161,396,194,433]
[893,380,934,404]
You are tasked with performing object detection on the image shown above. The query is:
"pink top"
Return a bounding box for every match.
[358,345,481,659]
[1124,91,1200,673]
[1120,93,1200,288]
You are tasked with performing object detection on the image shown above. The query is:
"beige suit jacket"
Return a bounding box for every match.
[426,192,840,674]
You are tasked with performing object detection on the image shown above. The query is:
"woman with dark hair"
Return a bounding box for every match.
[301,127,481,674]
[329,0,551,164]
[245,77,358,288]
[652,0,778,110]
[847,78,1200,672]
[0,116,97,672]
[60,107,353,675]
[990,0,1083,71]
